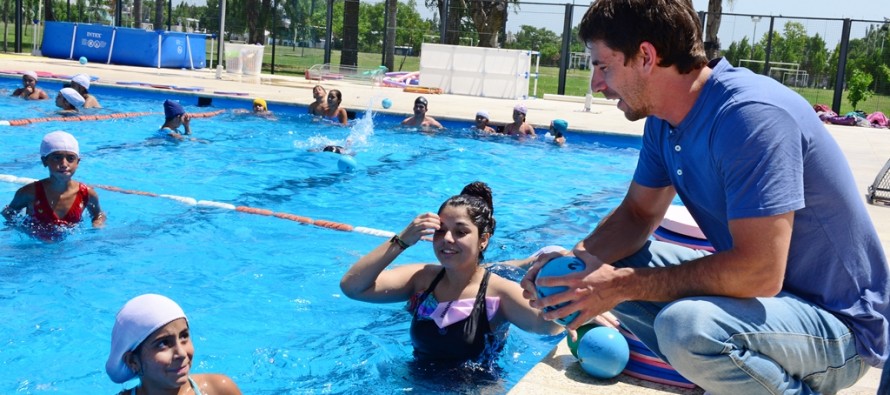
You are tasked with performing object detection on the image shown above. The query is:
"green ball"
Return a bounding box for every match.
[567,323,600,358]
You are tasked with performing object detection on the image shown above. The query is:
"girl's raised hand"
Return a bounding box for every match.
[399,212,440,246]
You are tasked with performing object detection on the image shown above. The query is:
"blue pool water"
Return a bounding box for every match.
[0,77,641,394]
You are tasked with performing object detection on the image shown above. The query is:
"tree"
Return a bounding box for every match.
[425,0,517,47]
[383,0,397,70]
[134,0,142,27]
[505,25,560,66]
[846,69,873,110]
[44,0,54,21]
[465,0,509,48]
[153,0,163,29]
[802,33,829,88]
[340,0,359,66]
[704,0,722,58]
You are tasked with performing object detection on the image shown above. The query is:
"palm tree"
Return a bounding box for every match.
[153,0,164,29]
[704,0,735,59]
[383,0,397,70]
[44,0,55,21]
[468,0,511,48]
[341,0,359,66]
[427,0,516,47]
[133,0,141,28]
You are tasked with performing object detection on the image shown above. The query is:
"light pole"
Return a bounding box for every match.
[750,16,761,59]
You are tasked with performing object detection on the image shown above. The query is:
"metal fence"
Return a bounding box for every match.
[3,0,888,114]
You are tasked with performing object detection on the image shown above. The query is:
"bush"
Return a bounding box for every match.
[847,69,874,110]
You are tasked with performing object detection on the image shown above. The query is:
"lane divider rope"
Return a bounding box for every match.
[0,173,407,240]
[0,109,226,127]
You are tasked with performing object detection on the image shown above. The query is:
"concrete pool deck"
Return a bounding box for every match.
[1,53,887,394]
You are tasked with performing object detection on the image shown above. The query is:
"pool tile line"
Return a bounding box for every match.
[0,173,406,240]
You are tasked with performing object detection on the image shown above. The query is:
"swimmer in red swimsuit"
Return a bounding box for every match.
[2,131,106,241]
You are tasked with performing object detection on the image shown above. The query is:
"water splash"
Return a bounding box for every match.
[293,108,376,153]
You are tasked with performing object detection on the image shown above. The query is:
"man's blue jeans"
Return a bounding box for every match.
[610,240,867,394]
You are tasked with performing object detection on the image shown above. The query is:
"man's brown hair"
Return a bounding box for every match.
[578,0,708,74]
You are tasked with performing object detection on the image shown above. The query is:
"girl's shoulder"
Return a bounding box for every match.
[191,373,242,395]
[483,271,522,295]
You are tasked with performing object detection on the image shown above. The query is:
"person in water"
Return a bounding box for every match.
[11,71,49,100]
[401,96,444,130]
[503,104,536,137]
[106,293,242,395]
[252,98,270,114]
[340,181,561,362]
[55,87,85,113]
[69,73,101,108]
[547,119,568,146]
[159,100,192,141]
[308,85,328,116]
[321,89,348,126]
[2,131,105,241]
[473,110,496,134]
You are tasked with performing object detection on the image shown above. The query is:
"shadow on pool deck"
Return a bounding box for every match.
[0,53,885,394]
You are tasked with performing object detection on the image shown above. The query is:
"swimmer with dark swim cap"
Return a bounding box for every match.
[323,145,345,154]
[401,96,443,129]
[158,99,192,141]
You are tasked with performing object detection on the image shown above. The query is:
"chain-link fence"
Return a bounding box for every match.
[3,0,888,114]
[706,12,889,116]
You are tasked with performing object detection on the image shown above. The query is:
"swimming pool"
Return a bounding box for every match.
[0,77,642,394]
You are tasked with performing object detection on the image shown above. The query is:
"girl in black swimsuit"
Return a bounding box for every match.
[340,181,562,362]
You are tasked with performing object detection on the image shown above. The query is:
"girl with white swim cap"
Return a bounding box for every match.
[106,293,242,395]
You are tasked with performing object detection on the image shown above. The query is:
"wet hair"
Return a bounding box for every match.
[578,0,707,74]
[438,181,496,261]
[323,145,344,154]
[327,89,342,104]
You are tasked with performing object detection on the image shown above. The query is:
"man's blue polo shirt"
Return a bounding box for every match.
[634,58,889,367]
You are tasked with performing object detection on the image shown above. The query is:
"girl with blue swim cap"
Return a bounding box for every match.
[341,181,561,362]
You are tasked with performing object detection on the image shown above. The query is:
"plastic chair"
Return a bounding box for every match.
[867,158,890,205]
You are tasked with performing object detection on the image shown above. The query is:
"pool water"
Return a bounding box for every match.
[0,77,641,394]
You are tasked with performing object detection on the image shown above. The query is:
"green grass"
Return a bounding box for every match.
[790,86,889,115]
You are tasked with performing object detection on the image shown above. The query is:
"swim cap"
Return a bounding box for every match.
[106,294,188,383]
[476,110,489,120]
[164,99,186,119]
[253,98,267,110]
[513,104,527,115]
[22,71,37,81]
[415,96,428,107]
[59,87,85,107]
[71,74,91,90]
[552,119,568,134]
[323,145,344,154]
[40,131,79,157]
